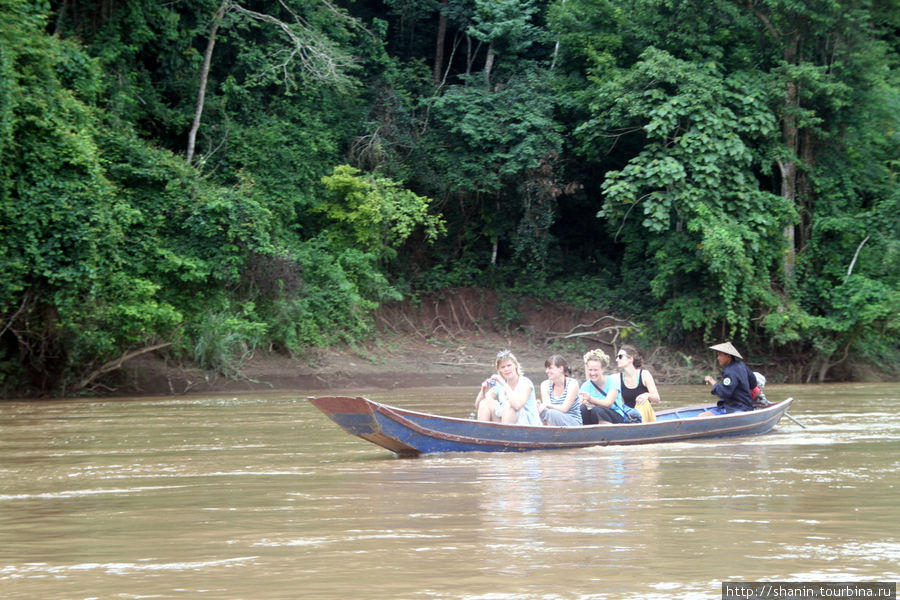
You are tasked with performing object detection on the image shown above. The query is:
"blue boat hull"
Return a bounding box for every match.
[308,396,794,457]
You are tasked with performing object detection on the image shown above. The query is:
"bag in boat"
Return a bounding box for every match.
[622,406,642,423]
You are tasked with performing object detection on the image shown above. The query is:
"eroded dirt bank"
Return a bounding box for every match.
[111,288,887,397]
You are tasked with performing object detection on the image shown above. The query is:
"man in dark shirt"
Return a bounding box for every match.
[702,342,756,415]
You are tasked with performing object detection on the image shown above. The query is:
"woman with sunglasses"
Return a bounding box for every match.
[615,345,660,423]
[474,350,542,425]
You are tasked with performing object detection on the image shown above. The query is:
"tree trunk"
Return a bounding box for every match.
[745,2,803,282]
[72,342,173,394]
[816,359,830,384]
[797,126,815,252]
[433,0,448,87]
[187,1,228,166]
[778,59,800,282]
[484,41,494,90]
[777,161,797,282]
[846,235,870,282]
[54,0,70,34]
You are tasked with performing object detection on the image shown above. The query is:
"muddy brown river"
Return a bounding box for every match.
[1,383,897,599]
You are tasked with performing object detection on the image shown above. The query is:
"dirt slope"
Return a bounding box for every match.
[117,288,675,396]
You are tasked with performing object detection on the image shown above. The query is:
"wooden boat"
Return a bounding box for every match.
[308,395,794,457]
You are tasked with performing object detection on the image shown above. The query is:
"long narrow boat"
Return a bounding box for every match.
[308,396,794,457]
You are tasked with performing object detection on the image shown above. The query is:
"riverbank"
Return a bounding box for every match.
[115,333,698,397]
[123,331,560,395]
[98,287,894,397]
[116,288,694,395]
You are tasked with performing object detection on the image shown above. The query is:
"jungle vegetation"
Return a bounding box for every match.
[1,0,898,396]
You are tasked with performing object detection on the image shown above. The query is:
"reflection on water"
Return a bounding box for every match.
[0,384,897,599]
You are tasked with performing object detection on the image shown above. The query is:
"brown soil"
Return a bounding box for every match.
[114,288,715,397]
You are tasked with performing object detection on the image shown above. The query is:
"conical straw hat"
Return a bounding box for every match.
[709,342,743,359]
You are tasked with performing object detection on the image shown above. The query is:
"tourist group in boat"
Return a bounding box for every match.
[473,342,763,426]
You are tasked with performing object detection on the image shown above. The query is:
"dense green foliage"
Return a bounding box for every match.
[1,0,897,395]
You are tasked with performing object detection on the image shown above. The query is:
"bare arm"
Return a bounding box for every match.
[504,378,533,410]
[605,387,620,407]
[475,377,499,408]
[581,384,616,408]
[539,380,551,404]
[555,378,579,412]
[636,370,660,405]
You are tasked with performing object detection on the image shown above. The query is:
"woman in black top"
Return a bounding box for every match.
[615,345,661,422]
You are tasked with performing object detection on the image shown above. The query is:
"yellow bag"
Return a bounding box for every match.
[635,402,657,423]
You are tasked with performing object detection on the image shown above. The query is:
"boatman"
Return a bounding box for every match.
[701,342,757,416]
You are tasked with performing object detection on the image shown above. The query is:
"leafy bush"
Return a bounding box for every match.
[190,307,268,379]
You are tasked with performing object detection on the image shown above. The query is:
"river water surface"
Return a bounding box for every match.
[1,383,897,599]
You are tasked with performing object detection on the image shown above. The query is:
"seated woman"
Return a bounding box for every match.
[615,345,660,423]
[537,355,582,426]
[578,349,637,424]
[702,342,756,415]
[474,350,542,425]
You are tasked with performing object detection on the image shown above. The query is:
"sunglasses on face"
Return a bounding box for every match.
[616,353,628,360]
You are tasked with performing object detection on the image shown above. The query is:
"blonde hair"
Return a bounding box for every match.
[583,348,610,368]
[495,350,523,376]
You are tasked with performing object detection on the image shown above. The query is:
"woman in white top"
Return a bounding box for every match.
[474,350,542,425]
[537,355,582,426]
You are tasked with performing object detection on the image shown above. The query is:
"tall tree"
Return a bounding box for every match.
[187,1,228,165]
[1,1,183,394]
[578,48,792,338]
[434,0,449,85]
[735,0,897,283]
[186,0,358,165]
